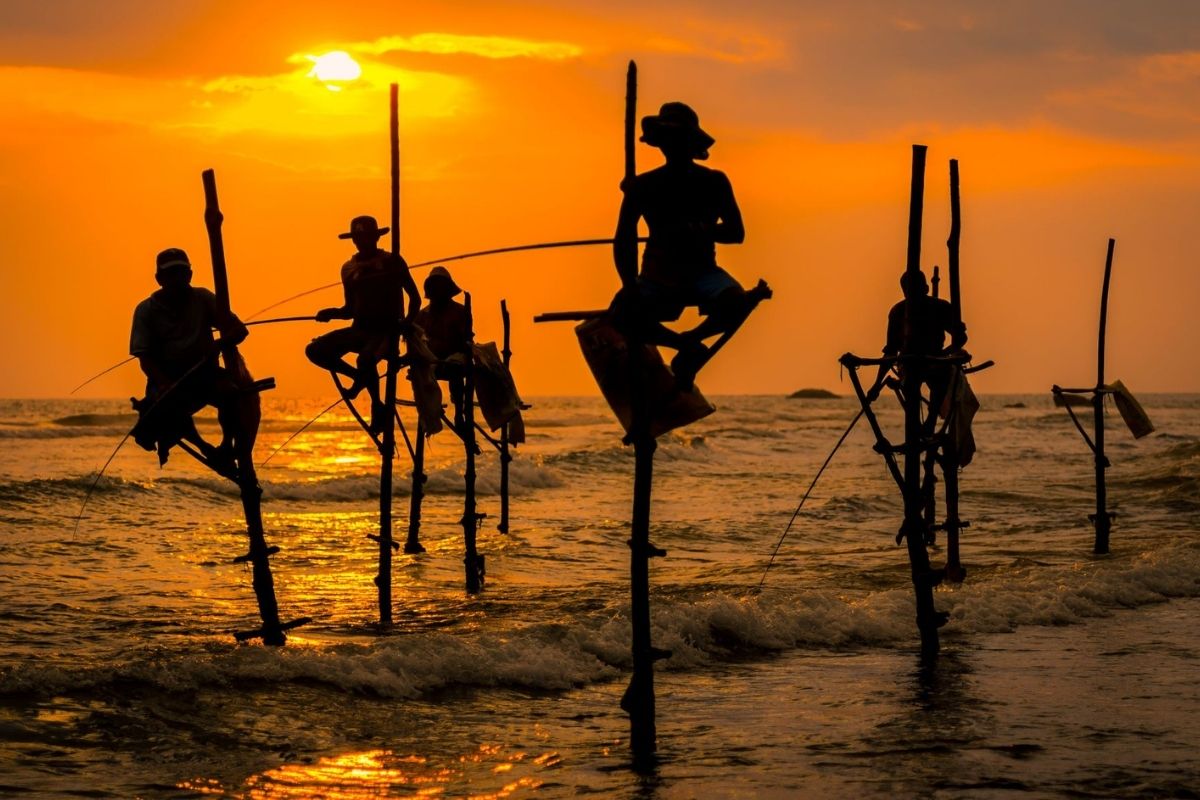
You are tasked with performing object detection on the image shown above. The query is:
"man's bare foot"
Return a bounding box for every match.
[671,340,707,391]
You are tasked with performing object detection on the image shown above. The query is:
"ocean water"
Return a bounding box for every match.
[1,392,1198,798]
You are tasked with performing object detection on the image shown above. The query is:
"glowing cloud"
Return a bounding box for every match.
[346,32,582,61]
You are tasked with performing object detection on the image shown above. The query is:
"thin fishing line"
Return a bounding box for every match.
[756,410,863,591]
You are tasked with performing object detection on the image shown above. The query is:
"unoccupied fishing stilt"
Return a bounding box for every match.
[461,294,485,593]
[1052,239,1125,555]
[1091,239,1115,555]
[498,299,512,534]
[201,169,307,645]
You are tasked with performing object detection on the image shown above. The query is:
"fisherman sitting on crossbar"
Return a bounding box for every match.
[867,269,968,419]
[611,102,769,390]
[129,247,249,471]
[306,215,421,434]
[414,266,472,433]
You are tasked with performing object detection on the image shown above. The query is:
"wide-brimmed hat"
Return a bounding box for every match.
[156,247,191,273]
[640,102,715,160]
[423,266,462,297]
[338,215,390,240]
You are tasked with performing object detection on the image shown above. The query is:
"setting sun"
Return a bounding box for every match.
[306,50,362,89]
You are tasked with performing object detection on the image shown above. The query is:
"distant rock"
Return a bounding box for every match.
[788,388,839,399]
[1004,402,1027,409]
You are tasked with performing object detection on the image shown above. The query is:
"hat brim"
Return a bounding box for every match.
[156,259,192,272]
[338,226,390,240]
[640,118,715,159]
[424,276,462,297]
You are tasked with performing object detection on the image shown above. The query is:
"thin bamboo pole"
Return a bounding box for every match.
[462,293,484,593]
[1093,238,1115,554]
[943,158,966,582]
[201,169,287,645]
[902,144,941,656]
[498,299,512,534]
[374,82,402,625]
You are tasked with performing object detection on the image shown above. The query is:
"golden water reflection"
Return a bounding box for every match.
[180,746,547,798]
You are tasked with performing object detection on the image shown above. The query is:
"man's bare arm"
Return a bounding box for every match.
[713,173,745,244]
[398,256,421,324]
[613,191,640,287]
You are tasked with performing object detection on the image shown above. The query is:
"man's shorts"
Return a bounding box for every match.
[308,326,390,361]
[636,267,743,321]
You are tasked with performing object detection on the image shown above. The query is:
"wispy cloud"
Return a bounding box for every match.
[340,33,583,61]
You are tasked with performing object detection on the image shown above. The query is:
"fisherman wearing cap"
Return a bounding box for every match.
[306,215,421,433]
[612,101,757,389]
[414,266,472,429]
[129,247,249,467]
[866,269,968,406]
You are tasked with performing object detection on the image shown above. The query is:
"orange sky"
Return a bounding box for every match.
[2,0,1199,398]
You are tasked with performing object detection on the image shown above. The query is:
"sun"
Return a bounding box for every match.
[306,51,362,90]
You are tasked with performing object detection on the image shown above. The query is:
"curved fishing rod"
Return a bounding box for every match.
[246,236,646,321]
[755,409,863,591]
[68,316,318,395]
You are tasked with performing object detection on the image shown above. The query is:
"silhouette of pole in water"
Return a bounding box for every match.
[201,169,307,645]
[461,293,485,593]
[941,158,967,582]
[1092,239,1115,554]
[369,82,403,625]
[498,299,513,534]
[901,144,944,656]
[616,58,663,767]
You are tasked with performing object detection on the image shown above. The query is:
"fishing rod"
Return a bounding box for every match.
[755,409,863,591]
[246,236,647,320]
[69,316,318,395]
[258,396,342,467]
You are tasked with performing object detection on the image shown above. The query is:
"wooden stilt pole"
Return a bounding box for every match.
[405,419,426,553]
[1093,238,1115,554]
[462,293,484,593]
[902,144,942,656]
[616,58,661,768]
[943,158,966,582]
[201,169,292,646]
[498,299,512,534]
[373,82,402,626]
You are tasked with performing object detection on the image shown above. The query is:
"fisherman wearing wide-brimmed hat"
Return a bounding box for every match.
[414,265,473,429]
[612,101,763,389]
[306,215,421,433]
[129,247,250,468]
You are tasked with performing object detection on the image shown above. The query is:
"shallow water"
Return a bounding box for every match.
[1,393,1198,797]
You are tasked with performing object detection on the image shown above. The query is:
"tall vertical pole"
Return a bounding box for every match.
[902,144,941,655]
[619,59,659,767]
[462,293,483,593]
[375,82,402,626]
[1093,238,1115,554]
[943,158,965,582]
[498,300,512,534]
[201,169,285,646]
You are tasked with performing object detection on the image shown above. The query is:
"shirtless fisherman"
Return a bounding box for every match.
[612,101,765,388]
[306,215,421,432]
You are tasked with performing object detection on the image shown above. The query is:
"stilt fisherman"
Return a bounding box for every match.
[413,266,472,432]
[129,247,250,471]
[611,101,760,388]
[306,215,421,433]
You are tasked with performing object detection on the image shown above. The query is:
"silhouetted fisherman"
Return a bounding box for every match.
[129,247,249,471]
[306,215,420,433]
[867,269,968,411]
[612,101,753,388]
[414,266,471,430]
